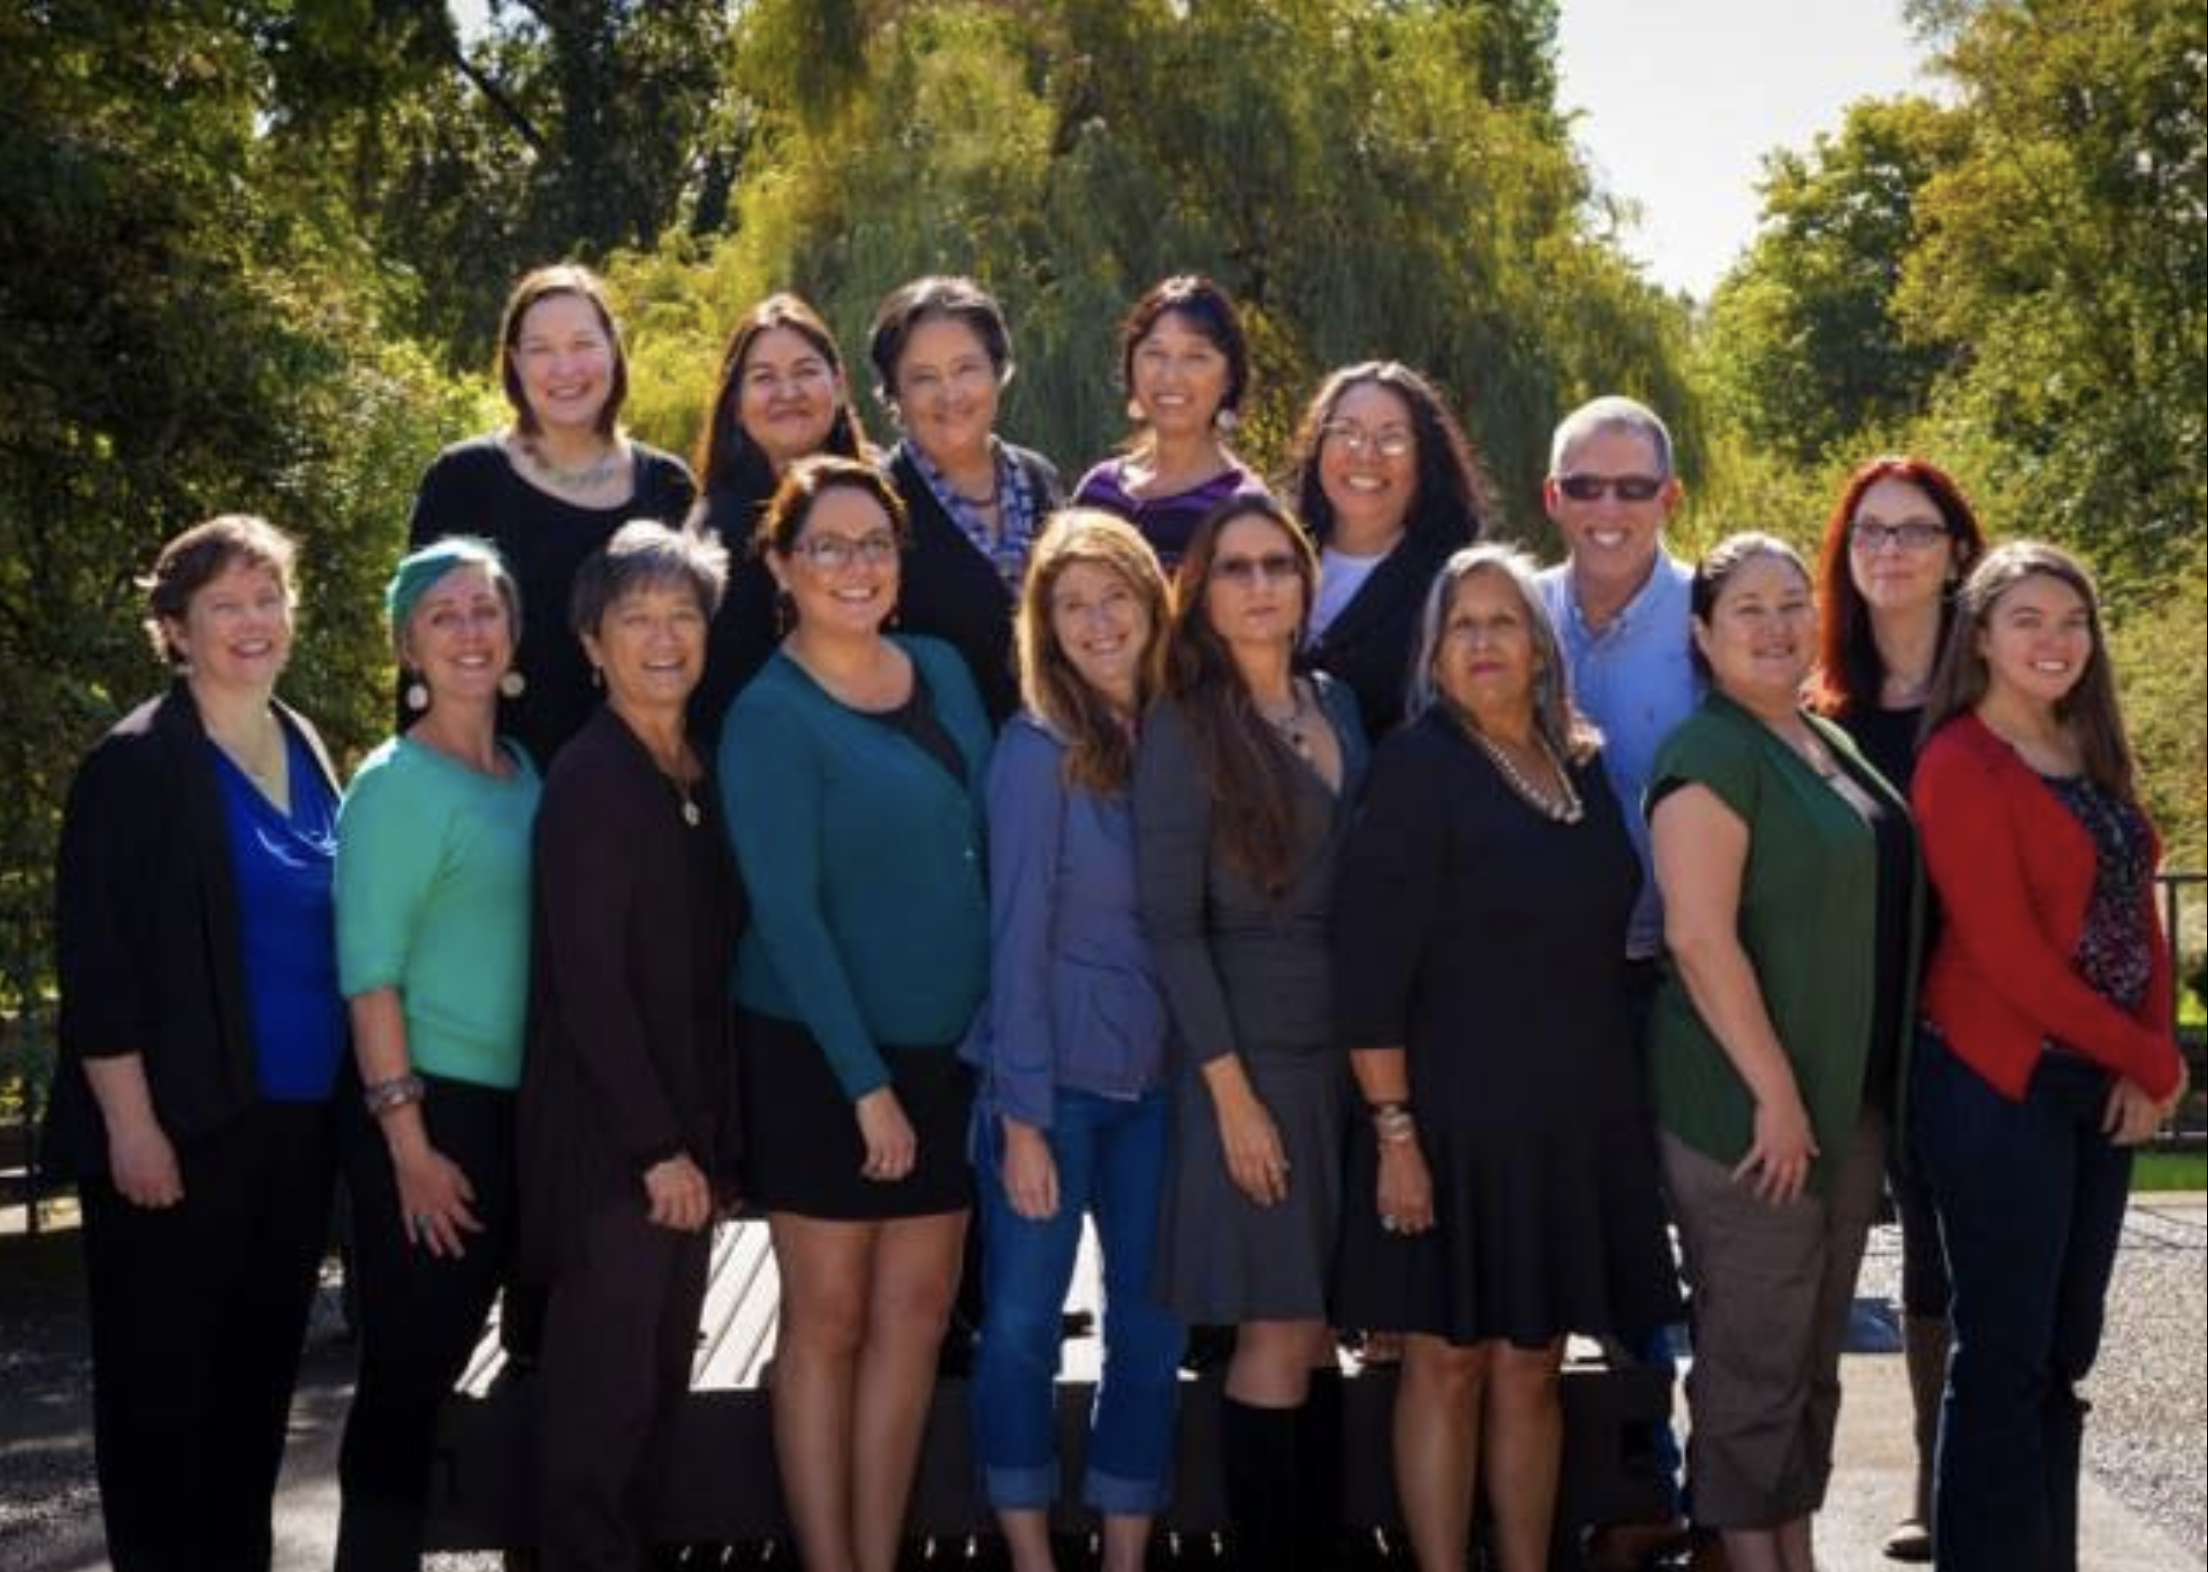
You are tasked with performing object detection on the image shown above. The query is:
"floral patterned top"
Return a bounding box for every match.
[2044,773,2154,1054]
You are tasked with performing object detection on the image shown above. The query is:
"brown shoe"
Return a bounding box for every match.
[1584,1518,1691,1570]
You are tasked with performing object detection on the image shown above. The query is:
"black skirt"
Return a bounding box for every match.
[737,1009,973,1220]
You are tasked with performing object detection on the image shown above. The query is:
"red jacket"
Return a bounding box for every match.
[1914,712,2179,1101]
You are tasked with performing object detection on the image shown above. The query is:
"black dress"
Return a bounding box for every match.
[1332,711,1679,1346]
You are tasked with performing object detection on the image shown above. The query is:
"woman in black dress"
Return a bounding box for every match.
[407,263,697,770]
[687,291,871,740]
[1334,544,1678,1572]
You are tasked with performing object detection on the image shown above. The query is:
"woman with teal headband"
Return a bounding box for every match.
[332,535,543,1570]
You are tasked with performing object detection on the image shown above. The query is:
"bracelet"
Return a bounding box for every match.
[1370,1101,1417,1145]
[361,1073,425,1118]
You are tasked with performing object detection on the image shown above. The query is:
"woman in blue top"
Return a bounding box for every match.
[45,515,347,1571]
[331,537,541,1570]
[722,457,993,1572]
[965,511,1183,1571]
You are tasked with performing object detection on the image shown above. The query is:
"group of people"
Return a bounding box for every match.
[46,261,2187,1572]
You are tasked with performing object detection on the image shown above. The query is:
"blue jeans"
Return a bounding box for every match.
[1913,1032,2132,1572]
[971,1088,1185,1516]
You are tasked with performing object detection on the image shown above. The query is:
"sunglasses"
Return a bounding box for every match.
[1556,473,1666,503]
[1210,552,1301,587]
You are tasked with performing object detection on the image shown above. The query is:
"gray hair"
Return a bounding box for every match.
[569,520,730,639]
[1407,543,1602,762]
[1548,394,1675,480]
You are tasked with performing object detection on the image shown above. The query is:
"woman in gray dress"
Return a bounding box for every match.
[1135,493,1367,1572]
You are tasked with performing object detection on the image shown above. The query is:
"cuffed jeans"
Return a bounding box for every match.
[970,1088,1184,1516]
[1913,1032,2131,1572]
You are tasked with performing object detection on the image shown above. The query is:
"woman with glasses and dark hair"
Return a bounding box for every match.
[1286,361,1489,741]
[333,537,540,1570]
[689,291,872,741]
[1136,494,1367,1571]
[1073,275,1268,569]
[47,515,346,1571]
[1911,542,2186,1572]
[407,263,697,770]
[1334,544,1676,1572]
[723,457,993,1572]
[1807,453,1987,1563]
[868,274,1064,725]
[1647,532,1921,1572]
[520,521,742,1569]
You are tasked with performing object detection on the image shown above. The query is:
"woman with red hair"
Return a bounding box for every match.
[1809,454,1986,1562]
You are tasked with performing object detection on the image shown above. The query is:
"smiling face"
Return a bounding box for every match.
[1202,512,1308,658]
[1048,559,1152,712]
[1977,571,2093,712]
[164,557,293,698]
[511,292,617,438]
[402,563,513,710]
[1128,309,1233,439]
[1317,381,1418,544]
[583,579,708,721]
[737,325,842,473]
[1847,475,1957,620]
[1544,425,1681,604]
[1694,551,1817,710]
[893,314,1000,468]
[1435,567,1539,734]
[770,483,903,641]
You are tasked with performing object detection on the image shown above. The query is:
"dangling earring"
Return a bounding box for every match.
[403,676,430,713]
[1215,407,1240,434]
[590,665,604,690]
[499,669,527,699]
[774,587,795,638]
[886,599,902,631]
[1126,397,1145,423]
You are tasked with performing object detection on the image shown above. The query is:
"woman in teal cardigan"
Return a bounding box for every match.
[1646,533,1920,1572]
[721,457,992,1572]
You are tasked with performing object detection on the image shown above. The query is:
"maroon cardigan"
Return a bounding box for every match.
[1914,712,2180,1101]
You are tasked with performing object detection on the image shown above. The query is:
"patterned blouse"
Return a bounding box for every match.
[2045,773,2155,1054]
[901,436,1045,594]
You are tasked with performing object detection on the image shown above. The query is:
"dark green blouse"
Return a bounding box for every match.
[1644,692,1923,1193]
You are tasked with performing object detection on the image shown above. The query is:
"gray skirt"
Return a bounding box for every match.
[1156,1043,1347,1324]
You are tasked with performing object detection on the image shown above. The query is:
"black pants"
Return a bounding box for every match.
[80,1100,336,1572]
[335,1077,517,1571]
[538,1199,709,1571]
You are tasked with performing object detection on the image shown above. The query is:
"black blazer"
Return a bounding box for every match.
[45,683,343,1178]
[518,706,746,1281]
[890,442,1063,727]
[1301,528,1459,742]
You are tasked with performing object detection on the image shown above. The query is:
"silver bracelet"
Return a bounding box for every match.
[361,1073,426,1117]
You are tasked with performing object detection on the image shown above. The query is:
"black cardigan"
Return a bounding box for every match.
[889,442,1063,727]
[45,684,343,1178]
[1300,528,1460,742]
[517,706,746,1280]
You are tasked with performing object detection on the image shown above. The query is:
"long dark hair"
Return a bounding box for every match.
[693,293,868,499]
[1288,361,1491,551]
[1810,453,1988,718]
[1922,541,2138,802]
[1163,494,1321,897]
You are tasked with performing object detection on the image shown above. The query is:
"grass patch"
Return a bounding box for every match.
[2134,1149,2207,1193]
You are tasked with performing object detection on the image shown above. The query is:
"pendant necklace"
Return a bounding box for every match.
[1257,685,1313,760]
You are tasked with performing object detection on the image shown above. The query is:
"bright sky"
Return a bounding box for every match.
[1554,0,1937,300]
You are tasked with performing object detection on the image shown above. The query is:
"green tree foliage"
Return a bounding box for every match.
[611,0,1697,534]
[0,2,479,1006]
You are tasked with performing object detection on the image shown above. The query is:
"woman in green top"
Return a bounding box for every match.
[332,537,542,1570]
[722,457,992,1572]
[1646,532,1919,1572]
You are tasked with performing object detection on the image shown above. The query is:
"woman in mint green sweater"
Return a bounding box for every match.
[721,457,992,1572]
[332,537,541,1569]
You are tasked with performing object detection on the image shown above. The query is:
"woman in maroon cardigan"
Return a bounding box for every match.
[1910,541,2187,1572]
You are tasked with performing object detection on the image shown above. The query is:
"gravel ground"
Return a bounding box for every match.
[5,1201,2202,1569]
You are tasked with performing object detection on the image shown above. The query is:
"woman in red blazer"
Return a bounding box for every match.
[1910,541,2187,1572]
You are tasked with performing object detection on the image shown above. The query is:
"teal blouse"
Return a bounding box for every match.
[720,634,992,1100]
[1645,692,1922,1192]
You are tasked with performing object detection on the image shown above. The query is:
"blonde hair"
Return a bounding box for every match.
[1014,510,1170,793]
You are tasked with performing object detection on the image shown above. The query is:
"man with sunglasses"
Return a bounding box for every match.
[1535,395,1704,1570]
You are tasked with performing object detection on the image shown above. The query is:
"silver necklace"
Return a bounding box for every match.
[1463,721,1583,823]
[521,438,620,492]
[1256,686,1313,760]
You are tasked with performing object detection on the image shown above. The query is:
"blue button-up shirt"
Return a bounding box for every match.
[1538,550,1701,959]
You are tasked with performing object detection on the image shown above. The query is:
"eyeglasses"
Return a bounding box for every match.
[1849,520,1949,554]
[1556,473,1666,503]
[1320,421,1414,460]
[791,532,900,569]
[1210,552,1301,587]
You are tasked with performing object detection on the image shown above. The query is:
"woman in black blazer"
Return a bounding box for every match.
[867,275,1064,725]
[1288,362,1489,741]
[46,514,348,1572]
